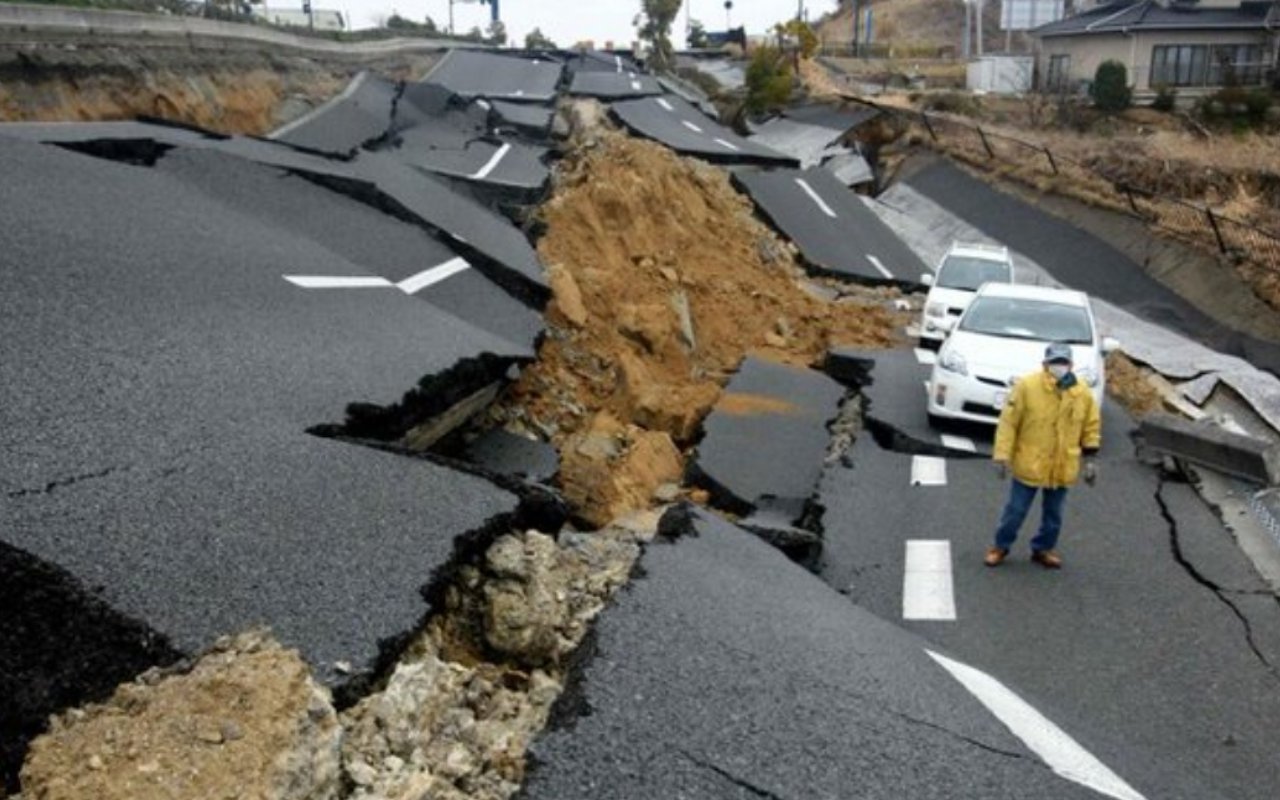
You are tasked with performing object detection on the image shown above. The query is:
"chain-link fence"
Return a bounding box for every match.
[885,103,1280,279]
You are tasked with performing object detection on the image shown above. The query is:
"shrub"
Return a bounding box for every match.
[1090,60,1132,112]
[1152,84,1176,112]
[744,46,793,114]
[1244,88,1273,123]
[921,91,981,117]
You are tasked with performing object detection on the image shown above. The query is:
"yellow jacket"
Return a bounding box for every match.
[994,369,1102,489]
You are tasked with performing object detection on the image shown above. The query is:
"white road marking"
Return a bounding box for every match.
[714,138,741,152]
[914,348,938,366]
[476,98,492,110]
[615,55,623,72]
[270,72,368,139]
[795,178,837,219]
[903,541,956,621]
[866,254,894,279]
[926,651,1147,800]
[682,120,704,133]
[630,80,643,91]
[470,143,512,180]
[396,257,471,295]
[911,456,947,487]
[941,434,977,453]
[657,97,675,111]
[283,275,392,289]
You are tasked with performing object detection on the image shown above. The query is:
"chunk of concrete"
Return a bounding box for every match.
[1140,414,1280,486]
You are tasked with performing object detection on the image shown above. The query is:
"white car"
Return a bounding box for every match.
[919,242,1015,349]
[927,283,1118,426]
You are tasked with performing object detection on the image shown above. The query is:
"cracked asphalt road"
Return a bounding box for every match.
[817,352,1280,800]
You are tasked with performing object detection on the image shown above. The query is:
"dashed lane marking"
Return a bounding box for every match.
[866,254,894,279]
[470,143,512,181]
[714,138,741,152]
[795,178,837,218]
[396,257,471,295]
[911,456,947,487]
[903,540,956,621]
[941,434,977,453]
[630,80,643,91]
[926,651,1147,800]
[656,97,674,111]
[283,276,392,289]
[682,120,705,133]
[914,348,937,366]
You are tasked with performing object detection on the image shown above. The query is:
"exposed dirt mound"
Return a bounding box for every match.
[1106,351,1165,418]
[491,129,900,527]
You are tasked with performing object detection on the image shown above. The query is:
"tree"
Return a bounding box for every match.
[636,0,682,72]
[423,16,439,34]
[1090,60,1132,112]
[463,25,485,42]
[486,19,508,46]
[745,45,793,114]
[525,26,556,50]
[687,19,708,49]
[776,19,818,59]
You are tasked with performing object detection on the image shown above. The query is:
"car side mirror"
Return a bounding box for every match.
[1101,336,1121,355]
[921,273,934,286]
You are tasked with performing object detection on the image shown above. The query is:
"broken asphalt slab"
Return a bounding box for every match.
[688,357,845,532]
[522,509,1123,800]
[610,94,797,167]
[735,165,928,285]
[425,49,563,102]
[567,71,663,100]
[820,426,1280,800]
[0,136,526,756]
[487,98,556,136]
[270,71,399,155]
[389,120,550,195]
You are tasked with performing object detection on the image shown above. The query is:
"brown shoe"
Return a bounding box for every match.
[1031,550,1063,569]
[984,547,1008,567]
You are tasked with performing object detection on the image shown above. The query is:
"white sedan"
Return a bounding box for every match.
[927,283,1118,426]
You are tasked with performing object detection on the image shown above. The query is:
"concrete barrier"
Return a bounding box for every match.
[0,3,466,56]
[1140,413,1280,486]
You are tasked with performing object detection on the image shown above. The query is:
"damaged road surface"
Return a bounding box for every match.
[819,348,1280,800]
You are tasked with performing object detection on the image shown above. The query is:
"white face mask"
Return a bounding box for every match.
[1047,364,1071,380]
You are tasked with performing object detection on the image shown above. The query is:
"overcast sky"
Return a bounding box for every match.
[327,0,840,47]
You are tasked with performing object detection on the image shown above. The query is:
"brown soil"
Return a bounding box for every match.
[492,128,900,527]
[1106,352,1164,418]
[716,392,801,417]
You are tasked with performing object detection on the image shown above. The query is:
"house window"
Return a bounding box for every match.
[1046,54,1071,91]
[1151,44,1265,88]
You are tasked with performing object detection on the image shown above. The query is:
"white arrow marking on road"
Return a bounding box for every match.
[657,97,675,111]
[903,540,956,621]
[397,257,471,295]
[911,455,948,487]
[283,276,393,289]
[941,434,977,453]
[471,143,512,181]
[682,120,704,133]
[866,254,894,279]
[926,651,1147,800]
[914,348,938,366]
[795,178,838,219]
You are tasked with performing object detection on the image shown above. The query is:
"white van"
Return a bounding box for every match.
[918,242,1015,349]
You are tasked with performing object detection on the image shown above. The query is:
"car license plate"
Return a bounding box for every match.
[994,390,1008,410]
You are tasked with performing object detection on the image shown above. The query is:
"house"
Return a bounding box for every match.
[1030,0,1279,97]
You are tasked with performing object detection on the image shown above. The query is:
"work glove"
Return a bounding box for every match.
[1082,459,1098,487]
[993,460,1009,481]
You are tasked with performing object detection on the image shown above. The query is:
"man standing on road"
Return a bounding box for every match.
[985,342,1101,569]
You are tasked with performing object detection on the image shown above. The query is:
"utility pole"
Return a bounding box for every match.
[962,0,971,59]
[976,0,984,56]
[852,0,860,57]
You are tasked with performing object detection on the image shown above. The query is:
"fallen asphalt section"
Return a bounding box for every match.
[735,165,927,284]
[425,49,563,102]
[270,71,399,155]
[523,509,1123,800]
[567,71,663,100]
[611,94,797,167]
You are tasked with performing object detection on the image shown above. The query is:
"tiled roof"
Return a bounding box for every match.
[1033,0,1275,37]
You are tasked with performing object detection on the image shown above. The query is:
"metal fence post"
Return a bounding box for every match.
[975,126,995,159]
[1204,207,1229,254]
[1043,146,1058,175]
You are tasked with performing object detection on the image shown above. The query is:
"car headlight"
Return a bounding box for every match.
[1077,366,1099,387]
[925,302,947,319]
[938,348,968,376]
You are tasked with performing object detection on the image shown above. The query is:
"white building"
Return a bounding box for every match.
[251,2,346,31]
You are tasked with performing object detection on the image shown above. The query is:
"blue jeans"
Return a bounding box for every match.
[994,479,1068,553]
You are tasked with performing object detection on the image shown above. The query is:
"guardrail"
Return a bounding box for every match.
[861,97,1280,281]
[0,2,465,55]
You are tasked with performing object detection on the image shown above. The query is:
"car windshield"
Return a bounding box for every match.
[959,296,1093,343]
[937,256,1012,291]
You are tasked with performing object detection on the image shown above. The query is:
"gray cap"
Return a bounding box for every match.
[1044,342,1073,363]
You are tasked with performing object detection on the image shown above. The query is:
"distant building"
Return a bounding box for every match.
[251,2,345,31]
[1031,0,1279,97]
